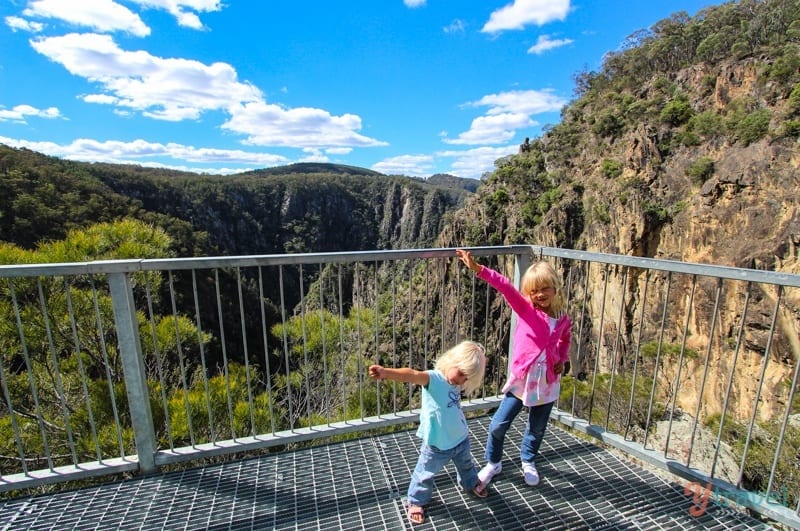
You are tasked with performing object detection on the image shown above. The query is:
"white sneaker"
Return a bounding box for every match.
[478,461,502,484]
[522,462,539,486]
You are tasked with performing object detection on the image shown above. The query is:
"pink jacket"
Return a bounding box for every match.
[477,266,571,383]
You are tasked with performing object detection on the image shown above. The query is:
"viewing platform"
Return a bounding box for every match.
[0,416,772,530]
[0,246,797,529]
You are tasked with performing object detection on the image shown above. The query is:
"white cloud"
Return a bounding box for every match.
[129,0,224,30]
[5,16,44,33]
[27,33,387,150]
[438,145,518,180]
[0,104,62,123]
[30,33,263,121]
[444,19,466,34]
[445,89,565,145]
[298,149,330,163]
[23,0,150,37]
[0,135,289,170]
[443,113,534,145]
[468,89,566,116]
[527,34,573,54]
[325,147,353,155]
[482,0,570,33]
[403,0,426,8]
[223,101,388,149]
[83,94,119,105]
[371,154,434,177]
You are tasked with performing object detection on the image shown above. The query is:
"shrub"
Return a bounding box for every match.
[787,83,800,115]
[686,157,715,183]
[688,111,723,139]
[660,99,694,126]
[732,108,771,145]
[601,159,623,178]
[783,119,800,137]
[592,112,624,138]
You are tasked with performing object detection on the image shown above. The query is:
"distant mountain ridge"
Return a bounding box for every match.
[240,162,384,177]
[0,146,473,256]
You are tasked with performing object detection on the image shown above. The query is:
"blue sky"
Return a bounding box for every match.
[1,0,718,180]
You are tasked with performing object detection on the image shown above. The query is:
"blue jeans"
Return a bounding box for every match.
[484,392,554,465]
[407,437,480,507]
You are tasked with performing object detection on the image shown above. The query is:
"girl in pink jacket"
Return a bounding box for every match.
[456,249,571,487]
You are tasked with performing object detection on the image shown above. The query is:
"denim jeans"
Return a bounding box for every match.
[484,392,555,465]
[407,437,479,507]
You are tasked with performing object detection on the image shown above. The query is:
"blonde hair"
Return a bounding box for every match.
[521,260,566,315]
[435,340,486,396]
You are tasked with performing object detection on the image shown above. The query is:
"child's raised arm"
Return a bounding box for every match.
[369,365,429,386]
[456,249,483,274]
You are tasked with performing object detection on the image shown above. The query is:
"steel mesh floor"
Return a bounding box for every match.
[0,415,774,530]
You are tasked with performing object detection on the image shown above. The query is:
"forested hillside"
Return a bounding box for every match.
[0,147,471,256]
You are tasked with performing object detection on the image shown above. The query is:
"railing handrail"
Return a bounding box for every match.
[1,245,797,528]
[3,245,798,288]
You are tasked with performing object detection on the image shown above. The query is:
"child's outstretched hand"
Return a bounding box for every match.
[456,249,482,273]
[368,365,384,380]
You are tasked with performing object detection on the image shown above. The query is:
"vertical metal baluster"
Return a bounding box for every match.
[423,260,430,368]
[455,254,462,345]
[605,267,629,432]
[588,263,610,423]
[2,278,28,474]
[737,285,782,488]
[257,266,276,435]
[712,281,751,479]
[354,263,364,420]
[764,296,800,506]
[643,271,672,450]
[664,274,697,459]
[625,269,651,440]
[214,269,237,440]
[63,277,102,461]
[298,264,311,423]
[191,270,215,442]
[236,267,256,436]
[169,270,195,446]
[279,265,294,430]
[336,264,346,422]
[320,264,330,426]
[144,276,173,450]
[374,259,381,418]
[38,278,78,465]
[440,257,446,353]
[562,261,575,406]
[90,277,125,456]
[572,261,591,416]
[687,277,723,468]
[408,260,414,410]
[484,255,496,395]
[391,260,398,414]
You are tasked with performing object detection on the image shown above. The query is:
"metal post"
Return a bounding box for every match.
[108,272,157,473]
[511,252,533,375]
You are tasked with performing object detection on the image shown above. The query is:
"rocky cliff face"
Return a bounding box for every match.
[94,170,469,256]
[440,57,800,423]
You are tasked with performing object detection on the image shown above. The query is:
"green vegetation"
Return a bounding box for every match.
[686,157,715,184]
[601,159,623,178]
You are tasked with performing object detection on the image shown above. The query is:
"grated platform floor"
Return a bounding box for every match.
[0,415,774,530]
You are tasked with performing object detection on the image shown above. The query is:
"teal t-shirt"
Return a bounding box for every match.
[415,370,468,450]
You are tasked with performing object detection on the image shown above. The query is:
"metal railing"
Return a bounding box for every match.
[0,246,798,528]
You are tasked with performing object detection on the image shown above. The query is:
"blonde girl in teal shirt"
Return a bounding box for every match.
[368,340,488,525]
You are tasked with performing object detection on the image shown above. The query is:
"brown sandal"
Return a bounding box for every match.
[407,504,425,525]
[471,480,488,498]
